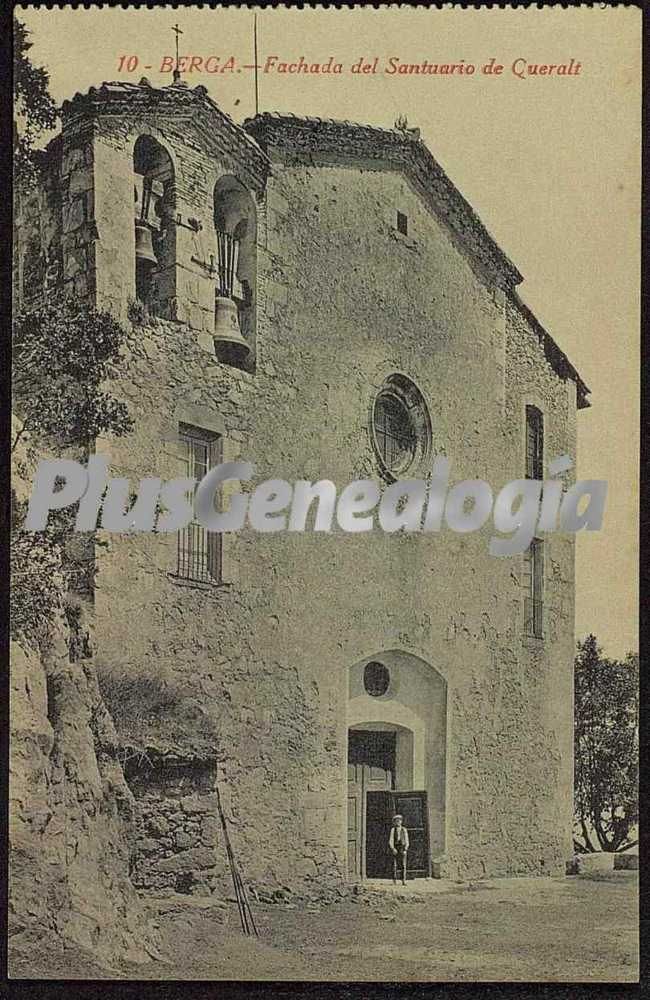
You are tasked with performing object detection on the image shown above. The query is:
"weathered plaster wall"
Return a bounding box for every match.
[503,297,577,866]
[14,125,103,316]
[89,123,578,886]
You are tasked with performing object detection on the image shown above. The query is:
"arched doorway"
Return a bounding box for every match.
[347,651,447,879]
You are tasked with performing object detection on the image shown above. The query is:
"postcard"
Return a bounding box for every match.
[10,3,640,984]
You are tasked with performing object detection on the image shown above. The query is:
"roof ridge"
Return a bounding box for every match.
[244,110,405,135]
[61,77,269,171]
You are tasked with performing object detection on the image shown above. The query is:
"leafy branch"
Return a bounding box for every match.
[13,293,134,451]
[12,295,134,648]
[13,18,58,188]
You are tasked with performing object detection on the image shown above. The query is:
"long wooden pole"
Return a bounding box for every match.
[215,783,258,937]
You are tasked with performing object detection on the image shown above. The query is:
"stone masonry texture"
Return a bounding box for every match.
[13,79,589,924]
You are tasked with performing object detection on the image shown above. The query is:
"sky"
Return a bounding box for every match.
[17,5,641,656]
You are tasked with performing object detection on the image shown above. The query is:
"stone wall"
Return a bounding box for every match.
[503,294,577,868]
[125,759,223,895]
[91,140,578,885]
[14,129,100,313]
[14,142,62,308]
[14,95,582,890]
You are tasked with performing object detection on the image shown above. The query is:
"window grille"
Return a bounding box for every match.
[523,538,544,637]
[525,405,544,479]
[176,426,222,584]
[373,392,417,474]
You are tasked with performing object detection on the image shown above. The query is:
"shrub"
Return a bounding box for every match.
[95,660,208,747]
[127,297,150,327]
[13,293,134,451]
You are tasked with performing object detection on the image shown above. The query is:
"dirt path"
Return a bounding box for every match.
[9,872,639,982]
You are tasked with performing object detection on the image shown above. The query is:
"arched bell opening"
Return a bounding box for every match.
[213,175,257,371]
[133,135,176,317]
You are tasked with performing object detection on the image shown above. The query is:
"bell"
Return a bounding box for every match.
[135,222,157,265]
[213,295,250,356]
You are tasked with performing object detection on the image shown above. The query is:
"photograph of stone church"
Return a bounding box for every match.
[14,68,588,885]
[10,4,639,984]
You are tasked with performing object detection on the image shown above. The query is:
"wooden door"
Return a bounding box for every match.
[365,790,394,877]
[365,790,431,879]
[347,762,364,877]
[392,791,431,877]
[347,731,396,878]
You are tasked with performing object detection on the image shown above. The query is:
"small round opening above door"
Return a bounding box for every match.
[364,661,390,697]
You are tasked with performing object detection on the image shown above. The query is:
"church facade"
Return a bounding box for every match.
[14,76,590,896]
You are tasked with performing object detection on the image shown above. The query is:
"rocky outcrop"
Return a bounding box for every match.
[9,623,159,969]
[10,423,158,970]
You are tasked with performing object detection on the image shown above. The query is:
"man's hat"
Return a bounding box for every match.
[392,814,403,822]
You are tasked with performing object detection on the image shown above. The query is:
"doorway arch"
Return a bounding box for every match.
[347,650,447,878]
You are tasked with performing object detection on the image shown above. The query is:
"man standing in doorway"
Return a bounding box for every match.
[389,813,409,884]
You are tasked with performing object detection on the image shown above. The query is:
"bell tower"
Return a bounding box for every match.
[54,70,268,349]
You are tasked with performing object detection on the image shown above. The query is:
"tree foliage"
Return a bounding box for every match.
[13,18,58,186]
[574,634,638,853]
[10,495,67,648]
[12,296,134,648]
[13,294,134,451]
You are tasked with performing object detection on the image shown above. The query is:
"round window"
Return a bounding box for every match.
[364,661,390,697]
[371,374,431,480]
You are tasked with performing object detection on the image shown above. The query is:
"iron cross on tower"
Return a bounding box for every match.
[172,23,183,83]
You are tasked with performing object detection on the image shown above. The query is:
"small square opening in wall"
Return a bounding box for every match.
[397,211,408,236]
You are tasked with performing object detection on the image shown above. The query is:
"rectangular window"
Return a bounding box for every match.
[525,405,544,479]
[396,211,408,236]
[523,538,544,638]
[176,425,222,584]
